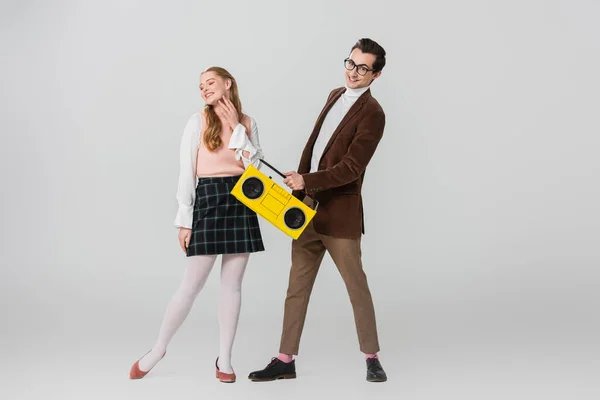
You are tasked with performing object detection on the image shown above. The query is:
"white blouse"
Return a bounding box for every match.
[173,112,264,229]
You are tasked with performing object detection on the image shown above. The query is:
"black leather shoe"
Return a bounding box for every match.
[248,357,297,381]
[366,358,387,382]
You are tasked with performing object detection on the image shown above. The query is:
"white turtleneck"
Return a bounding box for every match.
[310,85,370,173]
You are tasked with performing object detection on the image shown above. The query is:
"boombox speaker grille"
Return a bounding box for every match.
[284,207,306,229]
[241,177,264,199]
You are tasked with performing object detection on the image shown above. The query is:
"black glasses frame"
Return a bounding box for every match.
[344,58,375,76]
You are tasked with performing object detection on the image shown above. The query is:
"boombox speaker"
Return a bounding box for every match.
[230,159,318,240]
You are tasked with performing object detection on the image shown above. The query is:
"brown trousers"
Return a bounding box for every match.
[279,219,380,355]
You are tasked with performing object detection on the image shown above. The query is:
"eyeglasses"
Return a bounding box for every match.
[344,58,375,76]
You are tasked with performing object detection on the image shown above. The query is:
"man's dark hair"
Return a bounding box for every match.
[351,38,386,72]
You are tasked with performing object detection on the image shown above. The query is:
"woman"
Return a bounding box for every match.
[129,67,265,383]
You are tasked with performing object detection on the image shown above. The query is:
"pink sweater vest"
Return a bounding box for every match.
[196,113,249,177]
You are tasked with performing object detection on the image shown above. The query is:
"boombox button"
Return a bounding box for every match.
[274,185,291,198]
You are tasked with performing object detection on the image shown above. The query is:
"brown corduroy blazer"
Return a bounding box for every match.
[292,87,386,239]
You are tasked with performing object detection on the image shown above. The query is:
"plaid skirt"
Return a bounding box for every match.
[186,175,265,256]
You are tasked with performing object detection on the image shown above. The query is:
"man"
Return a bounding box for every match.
[249,38,388,382]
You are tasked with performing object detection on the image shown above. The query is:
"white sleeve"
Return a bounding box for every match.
[227,117,264,169]
[173,114,200,229]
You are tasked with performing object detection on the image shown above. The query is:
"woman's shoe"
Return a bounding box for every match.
[129,350,166,379]
[215,357,236,383]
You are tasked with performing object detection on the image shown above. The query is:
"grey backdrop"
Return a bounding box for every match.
[1,1,599,399]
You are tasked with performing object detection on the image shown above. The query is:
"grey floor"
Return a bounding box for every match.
[2,297,597,400]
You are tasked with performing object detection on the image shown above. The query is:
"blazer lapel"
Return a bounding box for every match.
[298,88,345,173]
[319,89,370,161]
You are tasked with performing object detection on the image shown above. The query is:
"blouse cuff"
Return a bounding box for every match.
[228,123,258,161]
[173,204,193,229]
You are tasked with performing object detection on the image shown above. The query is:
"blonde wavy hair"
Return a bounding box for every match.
[201,67,243,152]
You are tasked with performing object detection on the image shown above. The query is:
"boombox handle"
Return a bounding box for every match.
[260,159,319,212]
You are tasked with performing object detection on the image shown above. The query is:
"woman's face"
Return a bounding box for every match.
[199,71,230,106]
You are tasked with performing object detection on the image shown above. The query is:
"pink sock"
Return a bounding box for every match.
[365,353,379,359]
[278,353,293,363]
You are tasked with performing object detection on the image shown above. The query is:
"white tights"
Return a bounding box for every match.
[138,253,249,374]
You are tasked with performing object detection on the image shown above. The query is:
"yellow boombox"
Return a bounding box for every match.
[230,160,319,240]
